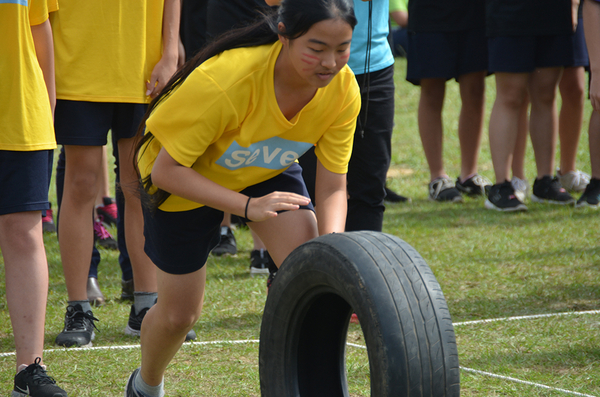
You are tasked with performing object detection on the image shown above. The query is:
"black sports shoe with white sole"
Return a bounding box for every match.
[12,357,67,397]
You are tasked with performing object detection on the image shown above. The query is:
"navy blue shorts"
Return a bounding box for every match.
[54,100,147,146]
[143,162,315,275]
[488,34,574,73]
[406,26,488,85]
[0,150,52,215]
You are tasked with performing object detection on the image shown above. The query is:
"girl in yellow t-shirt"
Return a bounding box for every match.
[125,0,360,395]
[0,0,67,395]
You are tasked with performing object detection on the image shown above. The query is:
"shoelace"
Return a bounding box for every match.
[469,174,491,188]
[24,358,57,386]
[431,177,454,197]
[93,221,113,240]
[65,306,99,332]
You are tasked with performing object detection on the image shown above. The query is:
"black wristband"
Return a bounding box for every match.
[245,197,252,220]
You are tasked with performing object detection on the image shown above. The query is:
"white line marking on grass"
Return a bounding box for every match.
[460,367,597,397]
[452,309,600,327]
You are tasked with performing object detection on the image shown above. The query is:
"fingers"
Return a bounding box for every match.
[246,192,311,222]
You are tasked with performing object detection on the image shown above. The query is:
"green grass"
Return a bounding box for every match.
[1,59,599,396]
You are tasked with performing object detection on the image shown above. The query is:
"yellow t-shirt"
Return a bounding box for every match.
[50,0,164,103]
[0,0,56,151]
[139,41,361,212]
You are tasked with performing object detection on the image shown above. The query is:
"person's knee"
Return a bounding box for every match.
[163,307,201,333]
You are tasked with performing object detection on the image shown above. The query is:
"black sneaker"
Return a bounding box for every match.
[576,178,600,208]
[456,174,492,196]
[124,368,143,397]
[428,177,463,202]
[532,175,575,205]
[12,358,67,397]
[55,304,98,347]
[250,249,272,276]
[211,226,237,256]
[485,181,527,212]
[124,304,196,341]
[384,186,411,203]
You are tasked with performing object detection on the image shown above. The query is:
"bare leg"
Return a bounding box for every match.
[512,96,530,180]
[418,78,447,181]
[457,71,486,180]
[96,145,111,207]
[528,67,563,178]
[118,137,157,293]
[590,110,600,179]
[489,72,529,183]
[558,66,586,174]
[0,212,47,369]
[139,267,206,386]
[59,145,103,301]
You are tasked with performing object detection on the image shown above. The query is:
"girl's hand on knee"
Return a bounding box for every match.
[246,192,311,222]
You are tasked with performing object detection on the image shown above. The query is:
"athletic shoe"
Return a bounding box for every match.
[576,178,600,208]
[511,177,529,203]
[455,174,492,196]
[557,169,590,193]
[484,181,527,212]
[124,304,196,341]
[428,177,463,202]
[93,220,118,250]
[531,176,576,205]
[96,197,117,227]
[55,304,98,347]
[87,277,105,307]
[124,368,142,397]
[211,226,237,256]
[350,313,359,324]
[41,206,56,233]
[250,249,272,276]
[12,357,67,397]
[384,186,411,203]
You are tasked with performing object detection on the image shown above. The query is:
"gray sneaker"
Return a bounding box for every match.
[557,169,590,193]
[55,304,97,347]
[429,177,463,202]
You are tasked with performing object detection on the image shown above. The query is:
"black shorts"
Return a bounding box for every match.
[406,26,488,85]
[488,34,573,73]
[54,100,147,146]
[143,162,314,275]
[0,150,53,215]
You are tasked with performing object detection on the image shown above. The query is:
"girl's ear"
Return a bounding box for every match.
[278,22,288,45]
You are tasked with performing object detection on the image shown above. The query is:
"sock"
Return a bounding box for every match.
[133,292,157,315]
[134,370,165,397]
[68,300,92,314]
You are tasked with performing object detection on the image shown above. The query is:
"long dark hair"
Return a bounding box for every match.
[137,0,357,211]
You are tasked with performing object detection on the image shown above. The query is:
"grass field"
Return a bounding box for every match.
[1,58,599,396]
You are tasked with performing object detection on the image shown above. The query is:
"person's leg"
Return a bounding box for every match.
[512,97,530,180]
[59,145,104,302]
[489,72,530,183]
[117,136,157,294]
[137,266,206,388]
[0,211,47,369]
[590,111,600,179]
[248,209,318,267]
[418,78,447,181]
[558,66,585,173]
[528,67,563,178]
[457,71,486,180]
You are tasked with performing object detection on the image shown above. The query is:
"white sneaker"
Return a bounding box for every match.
[557,169,590,193]
[511,177,529,203]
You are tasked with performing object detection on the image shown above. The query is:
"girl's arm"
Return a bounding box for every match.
[147,0,181,98]
[31,19,56,116]
[584,0,600,111]
[314,159,347,235]
[151,147,310,221]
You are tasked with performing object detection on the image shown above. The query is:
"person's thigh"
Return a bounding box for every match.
[0,150,51,215]
[407,31,459,85]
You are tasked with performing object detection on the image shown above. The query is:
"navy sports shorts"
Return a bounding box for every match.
[488,34,573,73]
[54,100,147,146]
[143,162,315,275]
[406,26,488,85]
[0,150,52,215]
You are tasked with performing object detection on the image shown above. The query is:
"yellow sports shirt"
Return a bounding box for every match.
[50,0,164,103]
[139,41,361,212]
[0,0,56,151]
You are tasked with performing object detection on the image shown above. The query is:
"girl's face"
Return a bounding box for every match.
[279,18,353,88]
